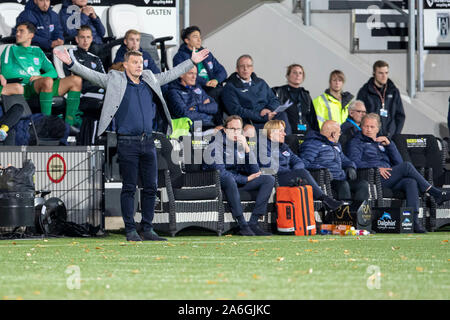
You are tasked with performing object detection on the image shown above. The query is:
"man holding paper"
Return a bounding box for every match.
[221,54,291,134]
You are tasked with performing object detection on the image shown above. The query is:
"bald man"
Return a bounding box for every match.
[299,120,369,202]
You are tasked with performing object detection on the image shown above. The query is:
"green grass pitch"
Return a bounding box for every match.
[0,230,449,300]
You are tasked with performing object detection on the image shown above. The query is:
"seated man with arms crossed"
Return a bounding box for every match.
[346,113,450,233]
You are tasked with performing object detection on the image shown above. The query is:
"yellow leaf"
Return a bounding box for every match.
[391,246,400,251]
[276,257,285,262]
[33,291,40,295]
[84,249,90,253]
[237,292,247,297]
[131,269,140,274]
[416,267,424,272]
[179,256,189,259]
[308,239,319,243]
[206,280,217,285]
[252,274,261,280]
[344,250,350,255]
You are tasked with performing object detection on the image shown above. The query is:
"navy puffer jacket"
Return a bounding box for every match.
[13,0,63,51]
[222,72,280,124]
[166,79,218,127]
[203,131,260,185]
[299,130,355,181]
[346,131,403,168]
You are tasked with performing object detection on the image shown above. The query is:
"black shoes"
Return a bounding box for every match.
[141,229,168,241]
[126,230,143,242]
[238,225,255,236]
[322,195,344,211]
[249,223,272,236]
[433,190,450,206]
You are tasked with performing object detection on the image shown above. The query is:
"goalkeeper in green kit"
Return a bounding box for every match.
[0,21,83,126]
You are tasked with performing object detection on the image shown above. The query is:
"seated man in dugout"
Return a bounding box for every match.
[346,113,450,233]
[167,66,220,131]
[203,115,275,236]
[222,54,291,136]
[1,22,83,127]
[339,100,367,153]
[300,120,370,203]
[13,0,64,52]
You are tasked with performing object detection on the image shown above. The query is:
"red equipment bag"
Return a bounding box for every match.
[276,186,316,236]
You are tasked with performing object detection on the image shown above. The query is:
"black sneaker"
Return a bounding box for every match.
[249,223,272,236]
[434,190,450,206]
[238,225,255,236]
[322,195,344,211]
[126,230,143,242]
[141,229,168,241]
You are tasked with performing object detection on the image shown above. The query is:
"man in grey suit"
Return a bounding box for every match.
[54,46,210,241]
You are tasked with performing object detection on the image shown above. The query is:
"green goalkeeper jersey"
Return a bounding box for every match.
[0,44,57,84]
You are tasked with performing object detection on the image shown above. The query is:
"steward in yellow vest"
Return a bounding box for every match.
[313,70,353,129]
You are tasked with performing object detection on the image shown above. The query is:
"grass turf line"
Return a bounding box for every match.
[0,232,449,300]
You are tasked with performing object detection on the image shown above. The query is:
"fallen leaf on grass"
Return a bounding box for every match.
[131,269,140,274]
[391,246,400,251]
[343,250,350,255]
[441,240,448,244]
[95,247,104,250]
[237,292,247,297]
[33,291,40,296]
[276,257,285,262]
[252,274,261,280]
[206,280,217,285]
[308,239,319,243]
[178,256,189,259]
[155,256,165,261]
[416,267,424,272]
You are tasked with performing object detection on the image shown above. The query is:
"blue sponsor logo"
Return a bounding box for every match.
[380,212,392,220]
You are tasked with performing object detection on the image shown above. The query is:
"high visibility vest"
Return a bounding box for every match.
[313,92,351,128]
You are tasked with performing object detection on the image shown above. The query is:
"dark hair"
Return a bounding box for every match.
[16,21,36,34]
[77,25,93,35]
[224,115,243,128]
[181,26,201,41]
[373,60,389,73]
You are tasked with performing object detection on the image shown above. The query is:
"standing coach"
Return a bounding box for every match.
[54,46,210,242]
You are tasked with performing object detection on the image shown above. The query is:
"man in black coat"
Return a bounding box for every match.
[357,60,405,138]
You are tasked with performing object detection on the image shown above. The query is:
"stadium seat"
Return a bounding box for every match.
[108,4,141,39]
[0,3,24,38]
[153,133,225,236]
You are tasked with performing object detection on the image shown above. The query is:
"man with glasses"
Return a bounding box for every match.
[204,115,275,236]
[339,100,367,153]
[222,54,290,135]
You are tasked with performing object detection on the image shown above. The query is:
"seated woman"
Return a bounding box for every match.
[347,113,450,233]
[259,120,343,211]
